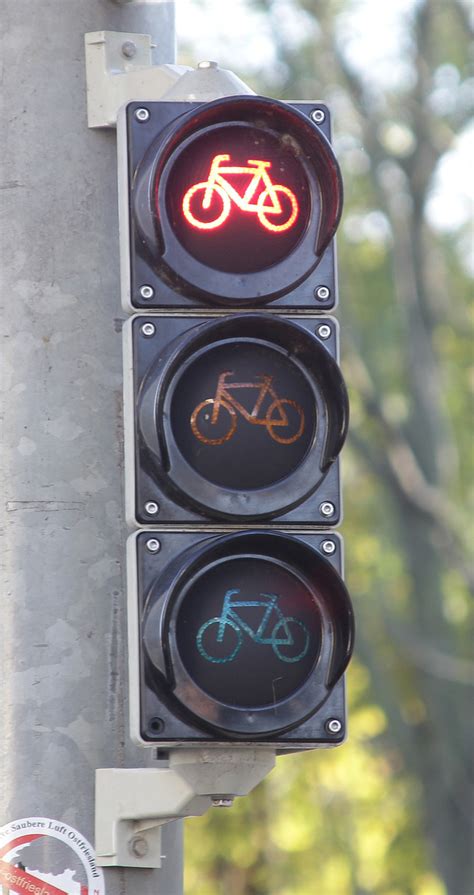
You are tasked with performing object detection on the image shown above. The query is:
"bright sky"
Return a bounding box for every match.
[176,0,303,75]
[176,0,421,82]
[176,0,473,245]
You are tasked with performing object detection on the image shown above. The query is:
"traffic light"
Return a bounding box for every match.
[124,313,348,525]
[118,95,342,311]
[119,94,354,748]
[127,530,353,745]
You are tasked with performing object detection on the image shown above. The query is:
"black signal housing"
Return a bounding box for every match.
[129,530,354,747]
[120,92,354,752]
[121,96,342,311]
[125,313,348,526]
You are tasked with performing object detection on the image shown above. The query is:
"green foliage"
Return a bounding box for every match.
[186,664,444,894]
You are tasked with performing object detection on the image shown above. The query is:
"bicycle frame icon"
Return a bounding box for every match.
[182,154,299,233]
[190,371,305,446]
[196,589,310,665]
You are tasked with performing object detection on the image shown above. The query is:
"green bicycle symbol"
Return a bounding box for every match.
[196,589,310,665]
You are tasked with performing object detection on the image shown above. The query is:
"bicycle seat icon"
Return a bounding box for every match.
[190,371,305,446]
[182,154,299,233]
[196,589,310,665]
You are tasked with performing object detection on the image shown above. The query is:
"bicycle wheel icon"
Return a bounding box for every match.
[265,399,305,444]
[271,617,310,663]
[196,617,243,664]
[191,398,237,445]
[257,186,299,233]
[183,183,231,230]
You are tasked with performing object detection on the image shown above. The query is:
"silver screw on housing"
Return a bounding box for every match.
[144,501,160,516]
[321,540,336,555]
[141,322,156,338]
[320,501,335,518]
[135,107,150,122]
[146,539,161,554]
[315,285,330,301]
[326,718,343,735]
[140,284,154,300]
[311,108,326,124]
[317,324,331,340]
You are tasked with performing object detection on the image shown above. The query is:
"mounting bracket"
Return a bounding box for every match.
[95,749,275,868]
[84,31,189,128]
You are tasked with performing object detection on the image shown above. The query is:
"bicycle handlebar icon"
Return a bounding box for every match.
[182,154,299,233]
[196,589,310,665]
[190,371,305,446]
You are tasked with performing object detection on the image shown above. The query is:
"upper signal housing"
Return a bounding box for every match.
[119,95,343,311]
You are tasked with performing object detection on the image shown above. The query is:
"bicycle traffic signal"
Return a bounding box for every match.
[118,95,342,311]
[128,530,353,745]
[119,93,354,748]
[124,313,348,525]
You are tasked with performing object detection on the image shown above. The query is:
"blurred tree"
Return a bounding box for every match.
[183,1,473,893]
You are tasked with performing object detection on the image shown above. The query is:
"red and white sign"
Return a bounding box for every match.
[0,818,105,895]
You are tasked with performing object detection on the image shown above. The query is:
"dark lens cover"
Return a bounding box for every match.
[176,556,322,708]
[170,340,316,490]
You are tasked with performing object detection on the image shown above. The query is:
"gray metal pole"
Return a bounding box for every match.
[115,0,177,63]
[0,1,182,894]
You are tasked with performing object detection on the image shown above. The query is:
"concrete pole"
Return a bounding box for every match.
[0,1,182,893]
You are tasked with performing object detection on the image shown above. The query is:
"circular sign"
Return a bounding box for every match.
[175,556,322,708]
[0,817,105,895]
[164,124,311,274]
[170,339,316,490]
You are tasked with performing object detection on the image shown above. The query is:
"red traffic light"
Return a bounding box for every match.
[130,95,343,306]
[169,133,308,273]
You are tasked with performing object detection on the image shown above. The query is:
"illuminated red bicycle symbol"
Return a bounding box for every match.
[182,154,299,233]
[190,371,305,446]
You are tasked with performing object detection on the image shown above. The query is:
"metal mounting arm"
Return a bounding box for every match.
[96,749,275,868]
[85,32,254,128]
[85,30,189,128]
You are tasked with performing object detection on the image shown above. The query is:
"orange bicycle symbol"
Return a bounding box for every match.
[182,154,299,233]
[190,372,305,446]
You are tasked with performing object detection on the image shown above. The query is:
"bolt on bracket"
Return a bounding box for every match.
[95,748,275,868]
[84,31,189,128]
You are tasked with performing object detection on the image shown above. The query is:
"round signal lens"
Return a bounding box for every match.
[170,339,316,490]
[164,125,311,274]
[175,556,322,708]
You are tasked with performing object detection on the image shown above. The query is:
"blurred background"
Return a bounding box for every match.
[175,2,473,893]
